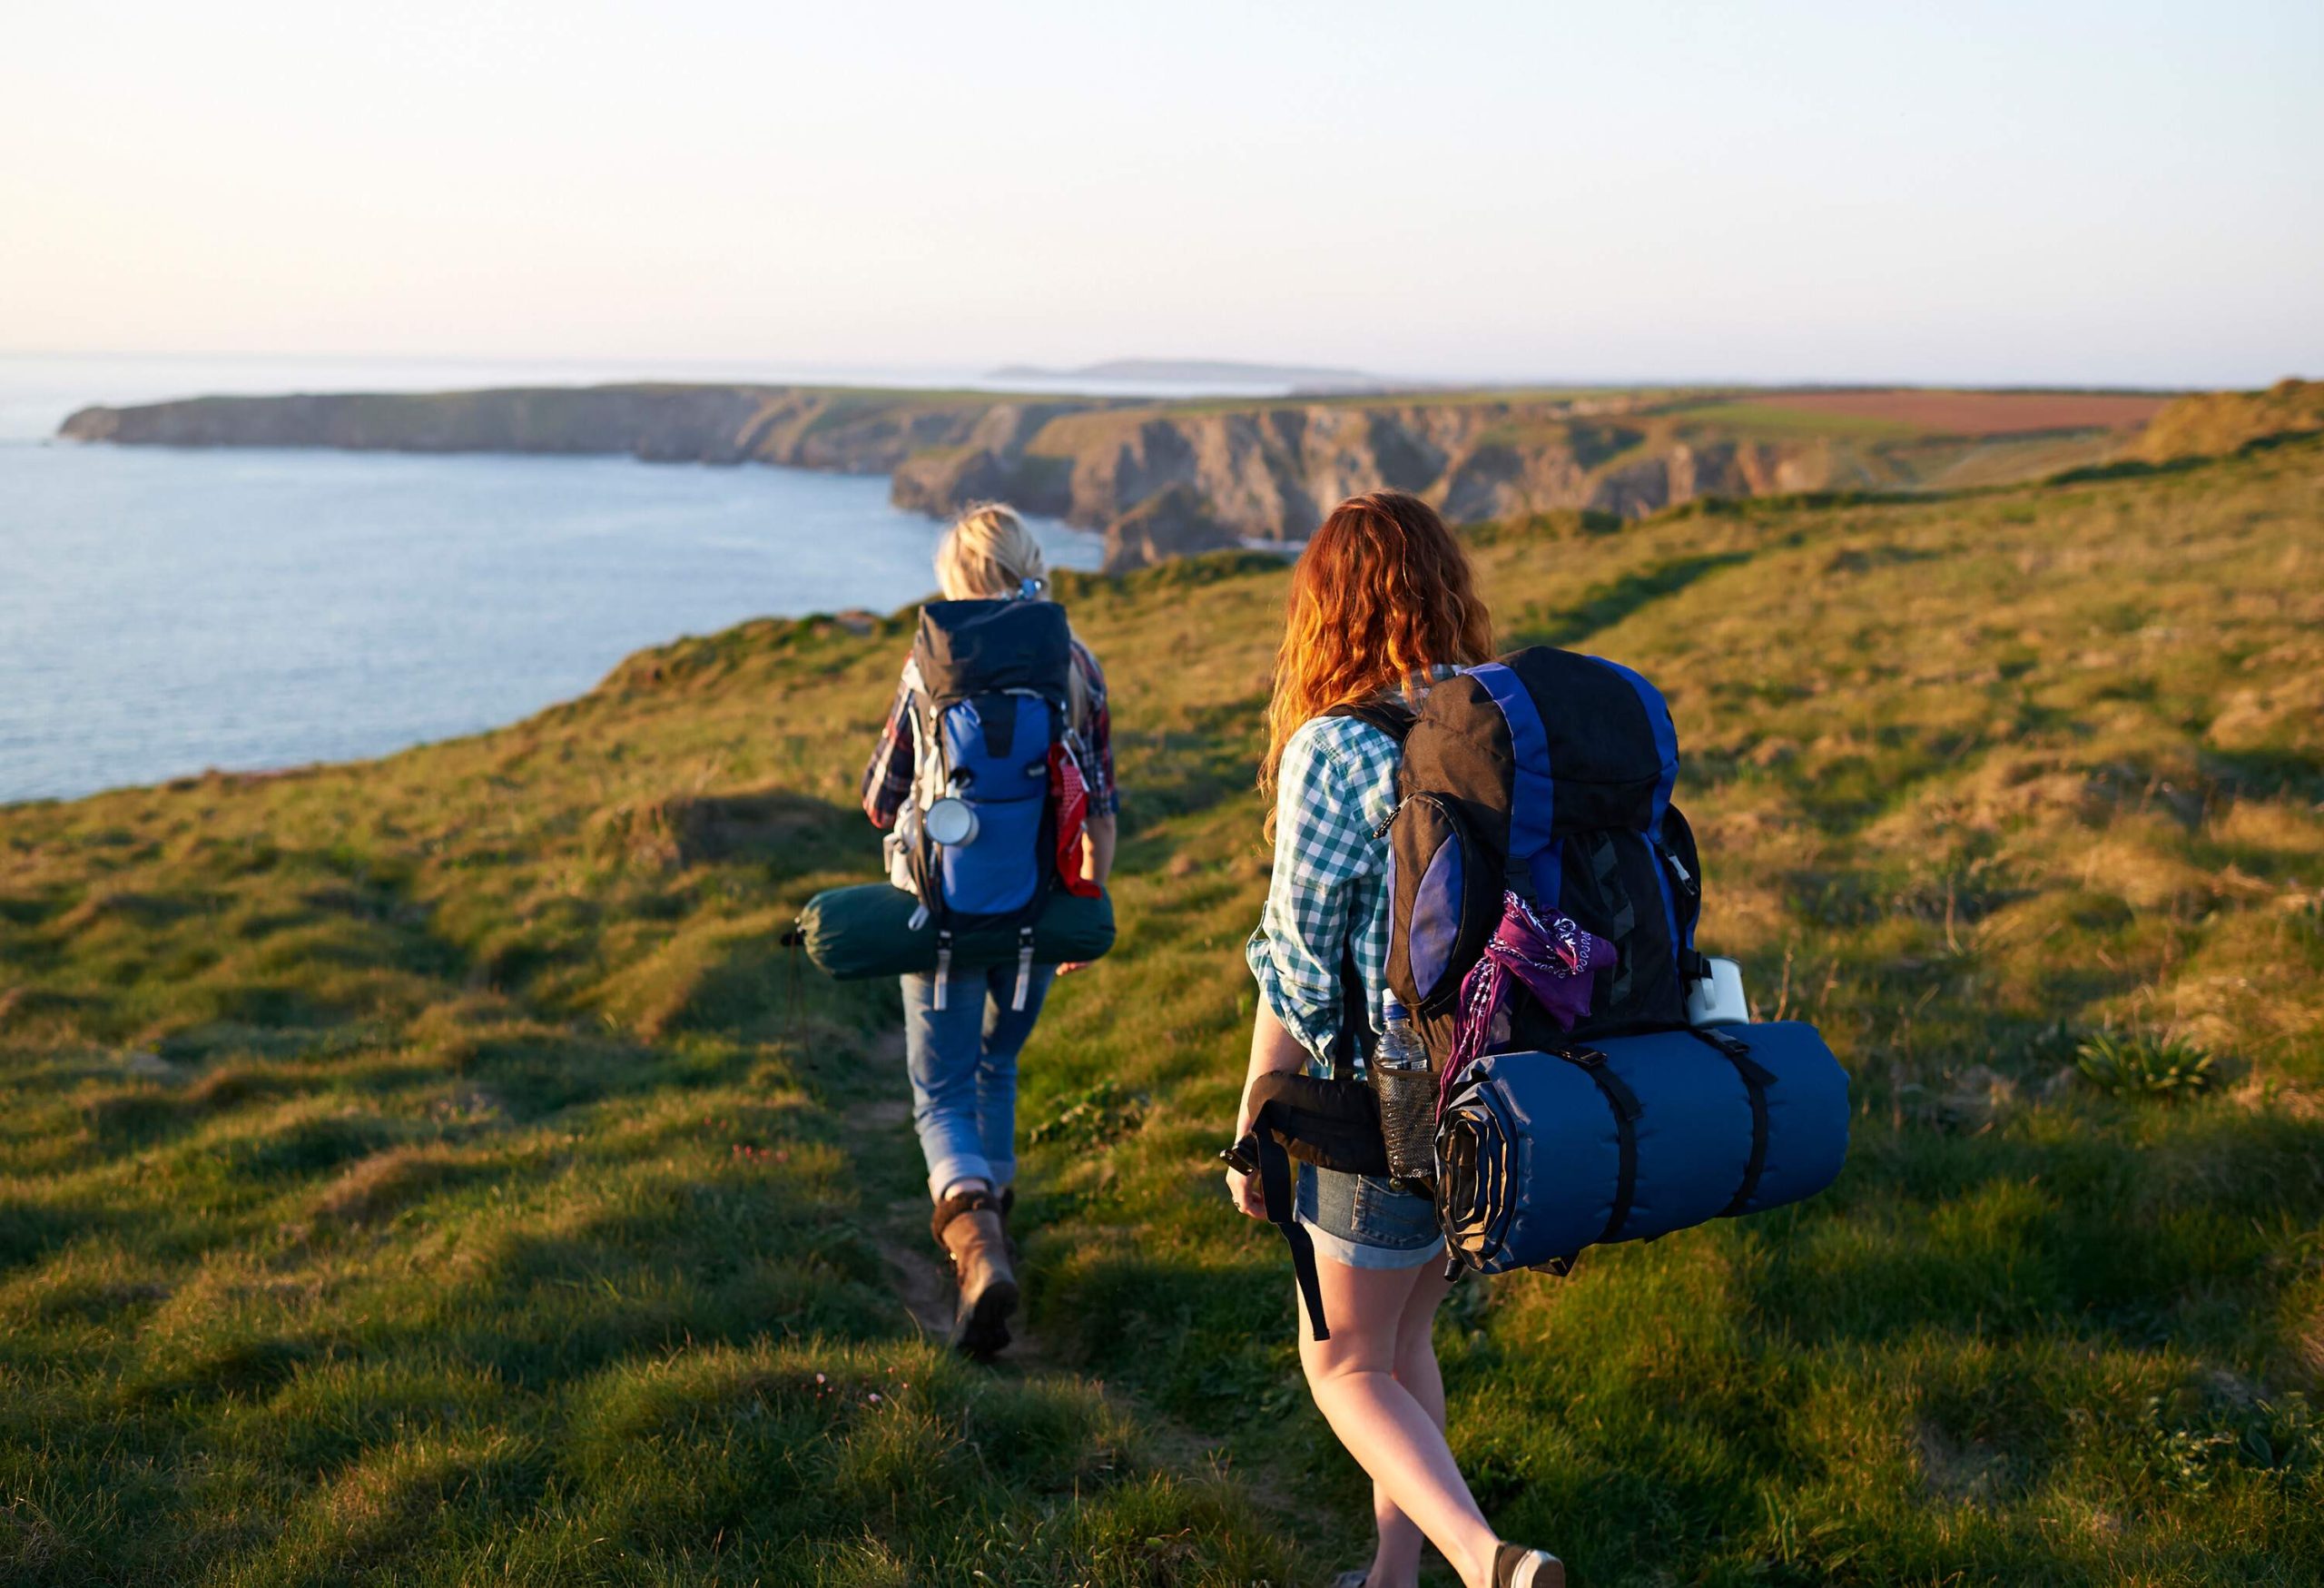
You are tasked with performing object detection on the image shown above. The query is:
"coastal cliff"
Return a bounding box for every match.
[63,383,2152,567]
[957,395,2108,567]
[57,385,1124,476]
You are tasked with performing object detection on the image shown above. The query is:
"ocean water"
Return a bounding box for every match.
[0,356,1104,803]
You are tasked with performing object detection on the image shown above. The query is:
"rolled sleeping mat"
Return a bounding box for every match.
[794,883,1115,981]
[1437,1021,1849,1275]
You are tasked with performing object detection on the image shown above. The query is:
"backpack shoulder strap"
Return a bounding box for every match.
[1318,695,1413,1078]
[1327,935,1371,1083]
[1324,695,1417,745]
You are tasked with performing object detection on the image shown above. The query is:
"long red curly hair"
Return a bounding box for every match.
[1260,490,1495,802]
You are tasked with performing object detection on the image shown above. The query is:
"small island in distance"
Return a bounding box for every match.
[985,356,1393,393]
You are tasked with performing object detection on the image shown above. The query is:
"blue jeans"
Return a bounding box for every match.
[1297,1162,1445,1270]
[900,963,1055,1200]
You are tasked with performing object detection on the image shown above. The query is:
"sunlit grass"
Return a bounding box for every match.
[3,438,2321,1583]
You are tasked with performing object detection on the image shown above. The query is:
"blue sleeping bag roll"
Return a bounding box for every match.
[1437,1021,1849,1275]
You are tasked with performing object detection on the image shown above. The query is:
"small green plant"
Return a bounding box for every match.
[1029,1080,1149,1149]
[2073,1028,2219,1099]
[2138,1390,2319,1494]
[2140,1394,2240,1493]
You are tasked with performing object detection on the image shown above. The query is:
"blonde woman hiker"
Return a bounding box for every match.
[861,504,1118,1356]
[1228,492,1567,1588]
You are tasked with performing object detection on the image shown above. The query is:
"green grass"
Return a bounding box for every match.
[5,439,2323,1583]
[2073,1030,2220,1100]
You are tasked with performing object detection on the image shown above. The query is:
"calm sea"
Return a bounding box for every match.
[0,354,1114,804]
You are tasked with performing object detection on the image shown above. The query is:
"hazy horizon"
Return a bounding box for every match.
[5,1,2319,390]
[0,347,2243,396]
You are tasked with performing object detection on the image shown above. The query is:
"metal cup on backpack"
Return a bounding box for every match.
[1684,956,1749,1026]
[923,782,980,848]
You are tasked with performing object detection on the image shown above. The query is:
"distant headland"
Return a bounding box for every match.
[62,379,2306,573]
[984,357,1392,394]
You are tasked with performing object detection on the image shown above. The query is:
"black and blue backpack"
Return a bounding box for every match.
[901,590,1082,1013]
[1236,647,1848,1339]
[1384,646,1705,1048]
[901,593,1073,1010]
[788,591,1112,991]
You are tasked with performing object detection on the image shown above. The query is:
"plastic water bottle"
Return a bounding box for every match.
[1376,994,1429,1070]
[1372,991,1436,1184]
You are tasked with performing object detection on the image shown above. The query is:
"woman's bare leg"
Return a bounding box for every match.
[1299,1255,1499,1588]
[1361,1261,1458,1585]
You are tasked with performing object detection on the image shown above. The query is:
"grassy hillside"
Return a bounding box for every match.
[4,439,2321,1585]
[2138,380,2324,463]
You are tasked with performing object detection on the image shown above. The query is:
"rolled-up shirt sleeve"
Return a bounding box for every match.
[860,669,917,830]
[1245,724,1370,1064]
[1076,644,1118,817]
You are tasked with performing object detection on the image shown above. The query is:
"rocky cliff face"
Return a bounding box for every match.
[885,401,1086,516]
[64,383,2098,570]
[1098,483,1244,573]
[957,399,1850,547]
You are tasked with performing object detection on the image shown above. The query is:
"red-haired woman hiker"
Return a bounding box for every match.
[1229,491,1566,1588]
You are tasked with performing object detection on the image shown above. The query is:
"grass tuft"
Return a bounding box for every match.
[2074,1029,2221,1100]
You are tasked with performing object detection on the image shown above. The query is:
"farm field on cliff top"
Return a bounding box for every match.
[3,424,2322,1583]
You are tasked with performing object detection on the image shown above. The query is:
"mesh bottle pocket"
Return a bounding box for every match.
[1373,1061,1439,1183]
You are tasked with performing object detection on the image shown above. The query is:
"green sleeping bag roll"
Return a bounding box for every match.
[795,885,1116,981]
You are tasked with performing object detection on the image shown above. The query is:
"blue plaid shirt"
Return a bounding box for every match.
[1246,690,1438,1069]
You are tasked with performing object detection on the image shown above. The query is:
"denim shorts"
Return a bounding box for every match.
[1296,1162,1445,1271]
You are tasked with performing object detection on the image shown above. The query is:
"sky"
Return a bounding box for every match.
[3,0,2319,388]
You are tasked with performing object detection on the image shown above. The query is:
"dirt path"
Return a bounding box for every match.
[838,1100,1069,1375]
[832,1040,1298,1527]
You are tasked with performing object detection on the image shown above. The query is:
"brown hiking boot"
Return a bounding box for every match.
[932,1189,1017,1359]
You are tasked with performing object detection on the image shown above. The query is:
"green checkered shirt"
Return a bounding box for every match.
[1246,702,1415,1070]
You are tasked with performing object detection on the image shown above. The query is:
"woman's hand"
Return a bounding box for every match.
[1226,1163,1266,1219]
[1227,1007,1307,1221]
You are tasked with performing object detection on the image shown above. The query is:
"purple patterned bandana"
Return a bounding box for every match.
[1443,892,1616,1108]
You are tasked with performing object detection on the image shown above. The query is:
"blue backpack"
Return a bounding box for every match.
[1231,650,1848,1340]
[1385,646,1705,1047]
[901,592,1073,1009]
[1378,647,1846,1276]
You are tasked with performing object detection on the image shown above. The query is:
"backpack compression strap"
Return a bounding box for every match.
[1320,697,1417,1081]
[1556,1045,1644,1243]
[1687,1026,1778,1216]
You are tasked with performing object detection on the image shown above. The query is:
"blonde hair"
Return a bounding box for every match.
[933,502,1089,726]
[936,503,1048,601]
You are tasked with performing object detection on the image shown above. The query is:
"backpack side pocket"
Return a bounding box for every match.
[1384,794,1502,1040]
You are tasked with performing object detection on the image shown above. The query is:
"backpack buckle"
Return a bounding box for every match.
[1010,925,1035,1012]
